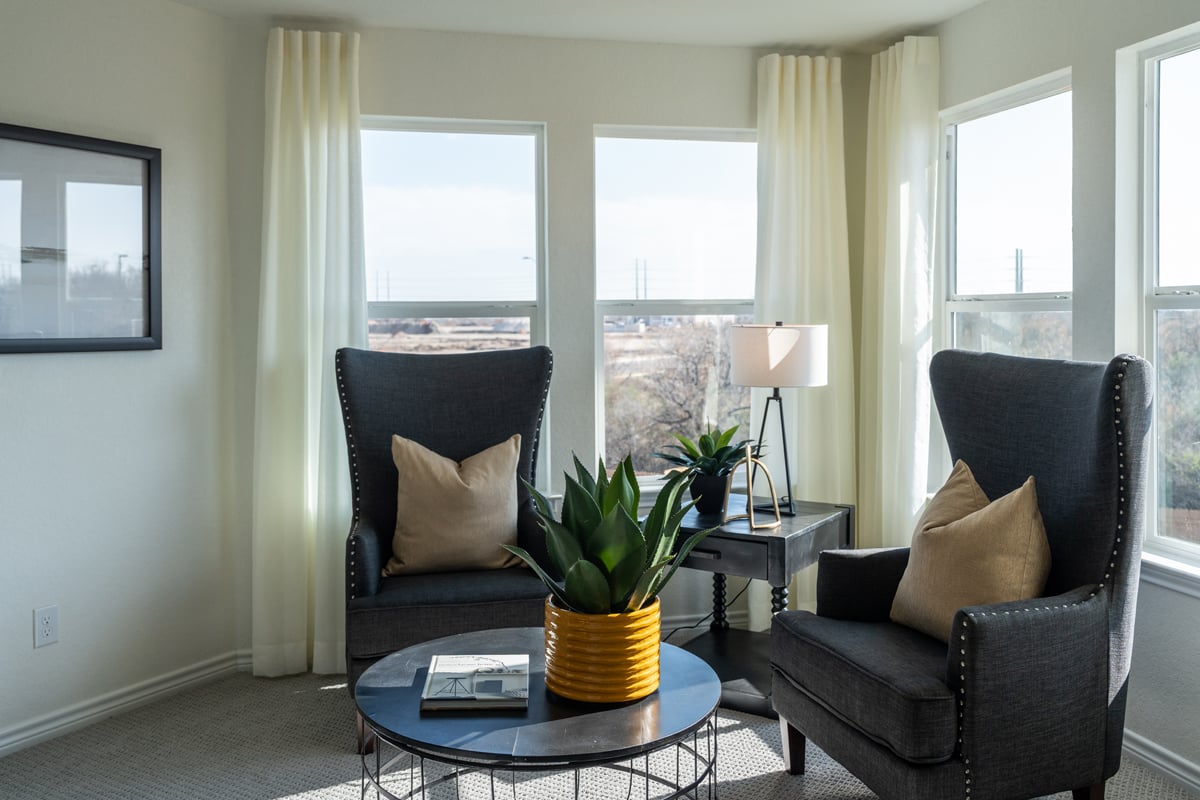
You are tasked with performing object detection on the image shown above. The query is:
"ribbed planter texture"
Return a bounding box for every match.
[689,473,730,516]
[543,596,661,702]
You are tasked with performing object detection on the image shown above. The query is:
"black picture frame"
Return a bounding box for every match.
[0,122,162,353]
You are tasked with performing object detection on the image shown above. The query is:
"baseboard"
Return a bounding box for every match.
[1124,728,1200,795]
[0,649,250,758]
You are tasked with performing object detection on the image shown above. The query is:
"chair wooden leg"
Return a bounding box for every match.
[780,717,806,775]
[356,710,376,755]
[1072,782,1104,800]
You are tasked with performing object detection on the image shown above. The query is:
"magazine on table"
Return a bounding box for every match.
[419,653,530,711]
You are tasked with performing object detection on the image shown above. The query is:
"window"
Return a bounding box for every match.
[942,77,1073,358]
[1143,37,1200,557]
[595,130,756,475]
[0,181,19,332]
[360,120,544,354]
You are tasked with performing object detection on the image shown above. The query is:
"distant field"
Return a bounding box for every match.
[369,318,528,354]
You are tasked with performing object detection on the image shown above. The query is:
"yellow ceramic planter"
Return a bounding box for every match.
[543,596,661,703]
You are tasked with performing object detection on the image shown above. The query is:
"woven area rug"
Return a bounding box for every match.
[0,671,1192,799]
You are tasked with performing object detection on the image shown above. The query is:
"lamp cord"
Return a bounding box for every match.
[661,577,754,642]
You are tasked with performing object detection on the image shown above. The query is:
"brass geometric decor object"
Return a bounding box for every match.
[722,443,782,529]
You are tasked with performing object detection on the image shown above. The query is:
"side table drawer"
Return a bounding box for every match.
[682,535,769,581]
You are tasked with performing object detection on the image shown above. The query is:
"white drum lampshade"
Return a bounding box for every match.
[730,323,828,389]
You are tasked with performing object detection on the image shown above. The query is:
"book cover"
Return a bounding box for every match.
[419,653,530,711]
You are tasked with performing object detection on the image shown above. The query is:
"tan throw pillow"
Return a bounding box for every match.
[383,433,523,577]
[890,459,1051,642]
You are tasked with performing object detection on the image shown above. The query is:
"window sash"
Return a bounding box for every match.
[360,116,547,333]
[941,70,1073,306]
[1141,34,1200,564]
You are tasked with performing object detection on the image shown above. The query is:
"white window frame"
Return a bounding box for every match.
[936,70,1073,356]
[360,116,548,347]
[1137,28,1200,570]
[593,126,757,488]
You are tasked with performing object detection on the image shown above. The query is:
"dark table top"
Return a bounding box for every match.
[355,626,722,768]
[681,498,852,540]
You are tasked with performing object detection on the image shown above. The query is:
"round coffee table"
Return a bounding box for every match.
[355,626,721,799]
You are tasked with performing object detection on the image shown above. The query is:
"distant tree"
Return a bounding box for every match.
[605,320,750,475]
[1157,311,1200,516]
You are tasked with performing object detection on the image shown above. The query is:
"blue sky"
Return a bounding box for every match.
[360,129,757,303]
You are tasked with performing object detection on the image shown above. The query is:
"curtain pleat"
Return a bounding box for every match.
[750,54,857,628]
[858,36,940,550]
[251,28,366,676]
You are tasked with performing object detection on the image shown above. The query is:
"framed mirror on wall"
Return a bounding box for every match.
[0,122,161,353]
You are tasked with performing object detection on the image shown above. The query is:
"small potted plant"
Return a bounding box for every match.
[502,454,714,702]
[652,423,755,515]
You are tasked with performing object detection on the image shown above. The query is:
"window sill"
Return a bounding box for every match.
[1139,552,1200,600]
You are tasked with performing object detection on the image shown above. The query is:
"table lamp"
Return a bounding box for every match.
[730,321,829,515]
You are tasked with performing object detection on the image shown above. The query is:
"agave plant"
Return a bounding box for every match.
[502,454,714,614]
[652,422,755,477]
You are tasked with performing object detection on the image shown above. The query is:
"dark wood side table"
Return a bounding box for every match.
[677,499,855,717]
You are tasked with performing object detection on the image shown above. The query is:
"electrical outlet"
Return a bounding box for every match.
[34,605,58,648]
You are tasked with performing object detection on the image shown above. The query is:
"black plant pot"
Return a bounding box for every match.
[689,474,730,516]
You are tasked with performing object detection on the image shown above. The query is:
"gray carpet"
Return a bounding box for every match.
[0,671,1193,799]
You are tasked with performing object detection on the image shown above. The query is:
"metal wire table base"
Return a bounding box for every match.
[361,714,719,800]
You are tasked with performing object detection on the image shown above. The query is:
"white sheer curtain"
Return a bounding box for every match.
[749,54,856,629]
[858,36,941,550]
[251,28,366,676]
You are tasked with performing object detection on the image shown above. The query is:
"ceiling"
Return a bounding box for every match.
[172,0,987,50]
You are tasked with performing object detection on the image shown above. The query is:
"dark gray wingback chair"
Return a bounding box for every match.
[335,346,554,698]
[770,350,1153,800]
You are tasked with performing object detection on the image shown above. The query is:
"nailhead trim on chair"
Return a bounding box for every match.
[334,352,363,601]
[955,357,1134,799]
[529,350,553,488]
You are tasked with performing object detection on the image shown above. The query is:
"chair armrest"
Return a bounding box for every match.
[816,547,910,621]
[950,585,1109,797]
[346,520,386,600]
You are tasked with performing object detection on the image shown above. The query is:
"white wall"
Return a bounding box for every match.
[0,0,237,750]
[937,0,1200,786]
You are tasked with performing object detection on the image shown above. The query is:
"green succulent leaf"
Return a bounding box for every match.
[562,475,602,538]
[602,459,637,517]
[542,517,583,579]
[501,544,572,609]
[608,538,648,607]
[586,505,644,573]
[698,432,715,456]
[645,525,717,602]
[643,470,690,564]
[625,554,674,611]
[572,453,597,497]
[672,434,701,459]
[714,424,737,450]
[650,452,693,469]
[595,455,610,498]
[563,559,611,614]
[620,457,640,513]
[522,478,555,519]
